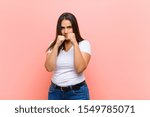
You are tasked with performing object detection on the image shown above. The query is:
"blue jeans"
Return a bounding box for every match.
[48,83,90,100]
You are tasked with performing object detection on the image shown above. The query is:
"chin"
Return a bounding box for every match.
[65,38,70,41]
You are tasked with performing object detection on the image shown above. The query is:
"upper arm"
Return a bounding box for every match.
[46,41,54,54]
[79,40,91,66]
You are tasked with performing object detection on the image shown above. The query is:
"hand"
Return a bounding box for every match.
[67,33,77,45]
[55,35,65,47]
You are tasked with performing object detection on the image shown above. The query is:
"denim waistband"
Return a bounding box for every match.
[51,81,86,92]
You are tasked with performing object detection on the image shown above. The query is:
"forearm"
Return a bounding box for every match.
[74,43,87,73]
[45,45,59,72]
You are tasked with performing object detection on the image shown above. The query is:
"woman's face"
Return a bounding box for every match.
[61,19,73,40]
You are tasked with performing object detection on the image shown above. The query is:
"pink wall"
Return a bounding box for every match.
[0,0,150,99]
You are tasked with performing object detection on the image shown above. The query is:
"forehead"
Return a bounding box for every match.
[61,19,72,26]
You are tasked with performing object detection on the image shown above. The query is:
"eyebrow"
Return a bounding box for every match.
[61,26,72,28]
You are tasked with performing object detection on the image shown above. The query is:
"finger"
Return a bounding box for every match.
[60,40,64,43]
[60,38,65,43]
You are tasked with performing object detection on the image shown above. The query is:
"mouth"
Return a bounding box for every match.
[64,34,69,40]
[64,34,68,37]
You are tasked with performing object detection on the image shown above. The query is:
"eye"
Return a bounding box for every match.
[61,27,65,30]
[67,26,72,29]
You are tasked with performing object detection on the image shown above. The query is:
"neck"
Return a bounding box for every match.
[64,40,72,51]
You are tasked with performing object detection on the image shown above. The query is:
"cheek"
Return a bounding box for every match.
[61,30,64,34]
[69,29,73,33]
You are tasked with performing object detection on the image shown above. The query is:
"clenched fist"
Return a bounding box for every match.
[66,33,77,45]
[55,35,65,47]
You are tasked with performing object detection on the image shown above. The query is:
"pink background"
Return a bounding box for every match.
[0,0,150,99]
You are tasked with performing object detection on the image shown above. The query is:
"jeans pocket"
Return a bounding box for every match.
[71,85,90,100]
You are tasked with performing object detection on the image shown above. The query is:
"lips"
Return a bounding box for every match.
[64,34,69,40]
[65,34,68,37]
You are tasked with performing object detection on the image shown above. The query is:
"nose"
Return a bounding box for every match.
[64,28,68,34]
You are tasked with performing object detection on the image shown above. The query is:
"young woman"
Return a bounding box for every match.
[45,12,91,100]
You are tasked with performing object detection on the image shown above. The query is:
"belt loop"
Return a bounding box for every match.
[51,82,56,88]
[60,87,63,91]
[70,86,72,90]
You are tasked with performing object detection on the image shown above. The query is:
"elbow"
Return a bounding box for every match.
[76,69,83,74]
[76,66,87,74]
[45,63,54,72]
[46,67,53,72]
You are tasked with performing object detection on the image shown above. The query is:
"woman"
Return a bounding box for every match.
[45,12,91,100]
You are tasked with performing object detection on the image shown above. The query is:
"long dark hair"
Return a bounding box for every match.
[46,12,84,55]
